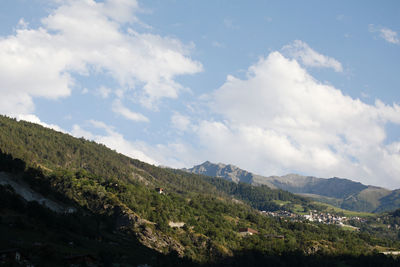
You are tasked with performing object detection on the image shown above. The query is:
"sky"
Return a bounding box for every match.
[0,0,400,188]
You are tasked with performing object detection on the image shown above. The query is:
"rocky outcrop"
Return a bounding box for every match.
[184,161,257,184]
[0,172,76,213]
[113,205,185,256]
[168,222,185,228]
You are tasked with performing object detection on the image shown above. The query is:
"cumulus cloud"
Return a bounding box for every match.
[71,120,157,164]
[380,28,400,44]
[171,112,191,132]
[97,86,112,99]
[112,99,149,122]
[0,0,202,116]
[72,119,199,168]
[282,40,343,72]
[194,49,400,188]
[369,24,400,44]
[140,141,200,169]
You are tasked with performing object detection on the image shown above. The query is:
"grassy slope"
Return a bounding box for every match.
[311,202,375,218]
[299,186,394,214]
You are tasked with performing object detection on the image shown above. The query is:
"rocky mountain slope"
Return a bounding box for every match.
[183,161,274,186]
[185,161,395,213]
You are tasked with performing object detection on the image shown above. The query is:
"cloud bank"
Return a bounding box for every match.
[72,120,157,165]
[192,47,400,188]
[0,0,202,117]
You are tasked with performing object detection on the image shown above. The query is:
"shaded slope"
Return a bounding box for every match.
[265,174,368,199]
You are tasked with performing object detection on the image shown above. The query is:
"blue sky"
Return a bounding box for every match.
[1,0,400,188]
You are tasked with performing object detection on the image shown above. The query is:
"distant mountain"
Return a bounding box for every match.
[262,174,369,199]
[183,161,274,186]
[185,161,396,213]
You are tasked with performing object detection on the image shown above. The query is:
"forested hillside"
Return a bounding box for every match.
[1,115,400,266]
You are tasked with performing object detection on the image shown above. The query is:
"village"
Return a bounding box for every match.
[261,210,365,230]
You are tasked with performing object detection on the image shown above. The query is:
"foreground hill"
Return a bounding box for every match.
[1,115,400,266]
[185,162,396,213]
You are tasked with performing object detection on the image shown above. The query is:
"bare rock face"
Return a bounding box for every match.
[184,161,255,184]
[0,172,76,213]
[113,205,185,256]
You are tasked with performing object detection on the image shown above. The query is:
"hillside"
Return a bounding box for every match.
[1,115,400,266]
[186,161,396,213]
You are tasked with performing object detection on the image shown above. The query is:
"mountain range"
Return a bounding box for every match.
[184,161,399,213]
[2,115,400,266]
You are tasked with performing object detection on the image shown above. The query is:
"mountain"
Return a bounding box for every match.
[1,115,400,266]
[183,161,276,187]
[185,161,395,213]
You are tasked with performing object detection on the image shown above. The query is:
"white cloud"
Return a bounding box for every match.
[71,117,199,169]
[72,119,200,169]
[171,112,191,132]
[97,86,112,99]
[17,18,29,29]
[112,99,149,122]
[0,0,202,116]
[193,49,400,188]
[379,28,399,44]
[369,24,400,44]
[71,120,157,165]
[140,141,199,169]
[282,40,343,72]
[71,124,95,140]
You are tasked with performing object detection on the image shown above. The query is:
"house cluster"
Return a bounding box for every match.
[351,216,367,223]
[262,209,365,229]
[386,223,400,230]
[303,211,346,225]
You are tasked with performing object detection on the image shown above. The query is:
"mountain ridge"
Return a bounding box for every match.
[185,161,395,213]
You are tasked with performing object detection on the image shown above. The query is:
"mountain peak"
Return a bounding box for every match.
[186,161,253,184]
[185,160,396,213]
